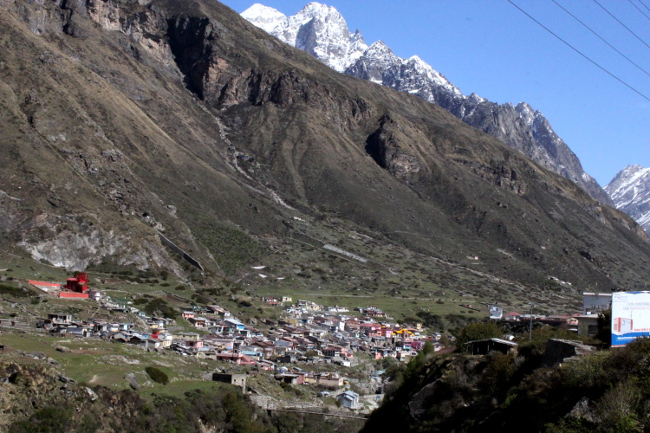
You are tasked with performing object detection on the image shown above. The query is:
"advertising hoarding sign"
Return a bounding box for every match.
[611,291,650,347]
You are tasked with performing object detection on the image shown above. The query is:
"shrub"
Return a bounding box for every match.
[596,309,611,346]
[145,367,169,385]
[0,284,32,298]
[238,299,252,308]
[143,298,178,319]
[9,406,74,433]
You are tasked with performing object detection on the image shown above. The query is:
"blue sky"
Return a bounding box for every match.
[220,0,650,187]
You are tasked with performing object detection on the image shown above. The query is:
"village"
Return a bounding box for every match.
[15,272,452,412]
[2,270,611,415]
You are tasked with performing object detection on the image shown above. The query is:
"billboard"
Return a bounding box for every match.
[611,291,650,347]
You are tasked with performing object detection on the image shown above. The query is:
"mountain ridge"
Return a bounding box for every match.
[242,2,613,206]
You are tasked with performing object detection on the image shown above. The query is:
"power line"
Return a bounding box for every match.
[628,0,650,22]
[506,0,650,103]
[637,0,650,14]
[592,0,650,51]
[551,0,650,79]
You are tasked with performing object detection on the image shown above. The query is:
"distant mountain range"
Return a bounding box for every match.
[606,165,650,234]
[242,2,613,206]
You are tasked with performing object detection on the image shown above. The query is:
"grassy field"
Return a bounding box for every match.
[0,331,236,390]
[223,215,582,320]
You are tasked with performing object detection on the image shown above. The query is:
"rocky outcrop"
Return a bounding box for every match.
[14,212,180,272]
[0,360,96,430]
[365,114,425,181]
[165,22,374,130]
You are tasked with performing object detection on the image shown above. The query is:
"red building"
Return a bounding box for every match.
[60,272,90,299]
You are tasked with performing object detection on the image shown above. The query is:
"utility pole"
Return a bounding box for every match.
[529,302,534,341]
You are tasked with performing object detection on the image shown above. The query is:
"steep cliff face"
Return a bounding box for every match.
[0,0,267,275]
[0,0,649,291]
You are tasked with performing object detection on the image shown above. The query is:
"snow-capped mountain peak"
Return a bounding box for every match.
[242,2,462,93]
[468,93,485,103]
[241,4,286,33]
[244,1,367,72]
[364,40,394,57]
[606,165,650,233]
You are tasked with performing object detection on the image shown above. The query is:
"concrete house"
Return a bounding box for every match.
[337,390,359,409]
[47,313,72,324]
[189,317,210,329]
[224,318,246,330]
[66,327,89,337]
[583,292,612,314]
[315,373,344,388]
[212,373,247,391]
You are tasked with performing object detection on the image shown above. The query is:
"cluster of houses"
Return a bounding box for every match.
[37,295,441,368]
[38,312,174,348]
[171,297,441,364]
[35,295,440,411]
[39,290,609,366]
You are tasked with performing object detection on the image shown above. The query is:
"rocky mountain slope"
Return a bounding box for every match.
[605,165,650,234]
[0,0,649,296]
[243,2,613,206]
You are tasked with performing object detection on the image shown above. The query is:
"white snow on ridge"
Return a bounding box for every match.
[605,165,650,233]
[241,4,287,33]
[406,55,463,97]
[515,102,534,127]
[243,1,368,72]
[240,1,461,94]
[605,165,649,204]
